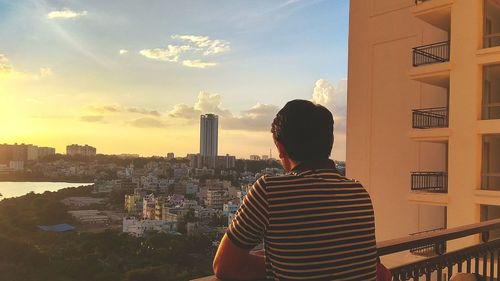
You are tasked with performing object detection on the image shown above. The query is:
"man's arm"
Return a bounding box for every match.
[213,235,266,280]
[213,234,266,280]
[213,176,268,280]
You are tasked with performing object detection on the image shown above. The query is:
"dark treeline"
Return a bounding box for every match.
[0,186,213,281]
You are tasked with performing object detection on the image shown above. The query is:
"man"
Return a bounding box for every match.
[213,100,377,280]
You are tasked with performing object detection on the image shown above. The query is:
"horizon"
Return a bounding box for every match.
[0,0,349,160]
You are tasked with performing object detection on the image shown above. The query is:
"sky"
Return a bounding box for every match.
[0,0,349,160]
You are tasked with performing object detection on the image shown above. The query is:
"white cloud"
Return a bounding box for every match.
[310,78,348,133]
[119,49,129,55]
[223,103,279,131]
[0,54,52,79]
[0,54,13,74]
[139,34,229,68]
[139,45,192,62]
[168,91,232,120]
[182,60,217,68]
[172,34,230,55]
[39,67,53,78]
[47,9,88,19]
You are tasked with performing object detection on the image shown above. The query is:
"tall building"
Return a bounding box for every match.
[348,0,500,252]
[200,114,218,168]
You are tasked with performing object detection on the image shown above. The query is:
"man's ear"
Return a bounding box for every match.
[275,141,287,159]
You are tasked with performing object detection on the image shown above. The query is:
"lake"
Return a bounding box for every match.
[0,182,93,199]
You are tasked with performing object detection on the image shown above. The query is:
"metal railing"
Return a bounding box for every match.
[409,228,447,257]
[411,172,448,193]
[380,219,500,281]
[412,107,449,129]
[413,41,450,67]
[193,219,500,281]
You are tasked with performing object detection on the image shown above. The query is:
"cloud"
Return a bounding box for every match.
[127,107,161,117]
[80,115,106,123]
[0,54,52,80]
[168,91,231,119]
[182,60,217,68]
[128,117,167,128]
[310,78,348,132]
[223,103,279,131]
[139,45,192,62]
[119,49,129,55]
[172,35,230,55]
[0,54,13,74]
[47,9,88,19]
[139,34,229,68]
[39,67,53,77]
[88,105,121,113]
[88,105,161,117]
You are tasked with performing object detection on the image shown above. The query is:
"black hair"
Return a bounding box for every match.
[271,99,334,161]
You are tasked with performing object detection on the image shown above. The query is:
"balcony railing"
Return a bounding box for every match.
[415,0,432,4]
[413,41,450,67]
[411,172,448,193]
[409,228,446,257]
[413,107,449,129]
[193,219,500,281]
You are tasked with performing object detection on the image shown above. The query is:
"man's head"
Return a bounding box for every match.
[271,99,334,171]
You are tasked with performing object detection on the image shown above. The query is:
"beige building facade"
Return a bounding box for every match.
[347,0,500,250]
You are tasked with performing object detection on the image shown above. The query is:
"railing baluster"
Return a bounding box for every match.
[483,253,488,277]
[497,249,500,280]
[476,255,480,274]
[490,251,495,281]
[467,258,471,273]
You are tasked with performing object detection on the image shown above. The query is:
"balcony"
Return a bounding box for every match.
[409,228,446,257]
[193,219,500,281]
[411,171,448,193]
[413,107,449,129]
[413,41,450,67]
[413,0,452,31]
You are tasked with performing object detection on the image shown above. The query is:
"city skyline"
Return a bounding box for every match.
[0,0,349,160]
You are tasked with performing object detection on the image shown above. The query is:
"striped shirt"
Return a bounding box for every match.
[226,159,377,281]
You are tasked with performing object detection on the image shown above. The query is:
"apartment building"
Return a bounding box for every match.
[347,0,500,250]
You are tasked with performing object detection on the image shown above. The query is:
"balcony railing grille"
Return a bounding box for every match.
[411,172,448,193]
[415,0,432,4]
[194,219,500,281]
[412,41,450,67]
[412,107,449,129]
[409,228,446,257]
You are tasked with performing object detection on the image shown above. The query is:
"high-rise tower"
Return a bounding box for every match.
[200,114,218,167]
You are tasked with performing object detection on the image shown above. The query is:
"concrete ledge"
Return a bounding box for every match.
[475,189,500,206]
[477,119,500,134]
[408,128,451,142]
[476,46,500,65]
[408,62,450,88]
[407,192,449,206]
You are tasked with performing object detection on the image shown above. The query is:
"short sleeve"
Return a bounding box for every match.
[226,176,268,250]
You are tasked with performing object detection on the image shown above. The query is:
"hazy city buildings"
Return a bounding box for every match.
[66,144,97,157]
[347,0,500,252]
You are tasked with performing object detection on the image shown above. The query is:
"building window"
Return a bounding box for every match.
[484,0,500,48]
[482,65,500,120]
[481,205,500,239]
[482,135,500,190]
